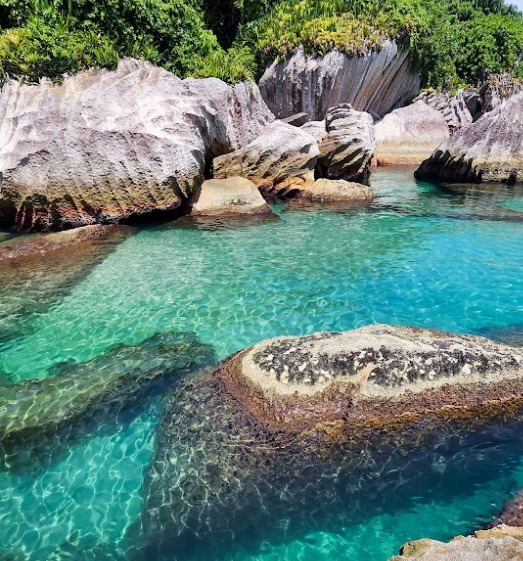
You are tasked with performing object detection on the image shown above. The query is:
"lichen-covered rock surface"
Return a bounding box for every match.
[140,324,523,559]
[375,101,449,166]
[0,58,273,230]
[416,92,523,184]
[213,120,319,196]
[190,177,272,216]
[317,104,375,181]
[390,526,523,560]
[259,42,421,120]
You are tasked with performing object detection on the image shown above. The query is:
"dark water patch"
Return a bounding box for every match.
[474,325,523,347]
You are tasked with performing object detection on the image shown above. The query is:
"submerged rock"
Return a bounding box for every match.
[213,120,319,196]
[390,527,523,560]
[0,225,131,337]
[415,93,523,185]
[317,104,375,181]
[190,178,272,217]
[259,42,421,120]
[140,324,523,558]
[375,101,449,166]
[0,331,215,456]
[0,58,273,230]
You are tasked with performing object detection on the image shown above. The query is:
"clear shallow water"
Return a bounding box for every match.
[1,169,523,560]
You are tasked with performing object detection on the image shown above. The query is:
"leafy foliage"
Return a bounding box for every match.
[0,0,522,88]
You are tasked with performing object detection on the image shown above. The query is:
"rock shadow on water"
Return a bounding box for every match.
[0,331,216,473]
[132,325,523,561]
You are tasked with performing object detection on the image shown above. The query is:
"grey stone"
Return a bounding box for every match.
[259,42,421,120]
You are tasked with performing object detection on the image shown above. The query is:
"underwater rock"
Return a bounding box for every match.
[288,178,374,207]
[0,225,131,336]
[0,58,273,230]
[494,493,523,527]
[317,104,375,181]
[0,331,215,455]
[390,527,523,560]
[415,92,523,185]
[213,120,319,196]
[259,42,421,120]
[140,324,523,558]
[374,101,449,166]
[190,177,272,217]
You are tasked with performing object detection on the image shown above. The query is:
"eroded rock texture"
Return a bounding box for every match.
[0,58,273,230]
[140,325,523,559]
[375,101,450,165]
[317,104,375,181]
[259,42,421,120]
[416,92,523,184]
[213,120,319,195]
[415,90,475,132]
[289,178,374,208]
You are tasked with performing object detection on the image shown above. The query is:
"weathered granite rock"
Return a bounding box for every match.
[190,177,272,216]
[375,101,450,166]
[259,42,421,120]
[289,178,374,206]
[300,120,328,143]
[415,93,523,184]
[0,331,215,460]
[213,120,319,196]
[481,74,523,113]
[0,58,273,230]
[0,225,131,337]
[140,324,523,558]
[415,90,475,132]
[317,104,375,181]
[390,527,523,560]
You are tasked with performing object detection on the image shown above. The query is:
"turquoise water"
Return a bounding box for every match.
[1,169,523,560]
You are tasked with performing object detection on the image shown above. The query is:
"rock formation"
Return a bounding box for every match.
[374,101,450,165]
[0,331,215,465]
[259,42,421,120]
[317,104,375,181]
[481,73,523,113]
[415,92,523,184]
[0,58,274,230]
[390,526,523,560]
[213,120,319,196]
[140,324,523,559]
[190,177,272,216]
[289,178,374,206]
[415,90,475,132]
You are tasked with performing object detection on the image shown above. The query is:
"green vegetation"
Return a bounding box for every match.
[0,0,522,89]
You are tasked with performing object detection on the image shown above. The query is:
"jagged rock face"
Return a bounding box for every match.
[0,58,273,231]
[190,177,273,216]
[140,325,523,559]
[0,331,215,465]
[415,93,523,184]
[317,104,375,180]
[259,42,421,120]
[415,90,475,132]
[300,120,328,143]
[375,101,450,165]
[213,120,319,194]
[481,73,523,113]
[390,527,523,560]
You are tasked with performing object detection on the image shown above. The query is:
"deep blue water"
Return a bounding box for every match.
[1,169,523,560]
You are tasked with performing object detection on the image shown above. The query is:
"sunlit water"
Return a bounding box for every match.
[1,169,523,560]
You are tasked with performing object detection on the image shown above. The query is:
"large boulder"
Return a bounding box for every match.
[375,100,450,165]
[140,324,523,558]
[415,92,523,184]
[190,177,272,216]
[289,178,374,207]
[317,104,375,181]
[415,90,475,132]
[259,42,421,120]
[390,527,523,560]
[0,58,274,230]
[213,120,319,197]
